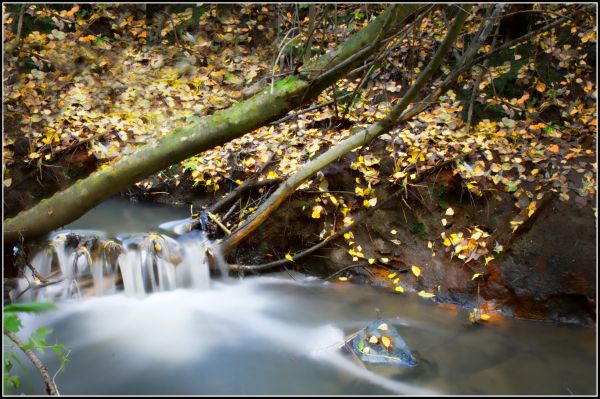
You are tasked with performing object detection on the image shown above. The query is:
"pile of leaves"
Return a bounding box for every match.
[3,4,596,297]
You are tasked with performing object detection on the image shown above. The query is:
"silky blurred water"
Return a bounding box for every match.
[7,197,597,395]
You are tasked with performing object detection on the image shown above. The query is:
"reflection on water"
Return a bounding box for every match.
[64,197,190,235]
[13,275,596,395]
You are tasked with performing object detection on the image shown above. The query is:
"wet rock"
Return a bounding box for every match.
[485,196,596,324]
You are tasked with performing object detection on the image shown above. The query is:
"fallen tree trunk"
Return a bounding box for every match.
[220,6,472,256]
[4,4,423,244]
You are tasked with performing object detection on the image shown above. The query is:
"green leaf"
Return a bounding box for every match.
[4,359,13,373]
[7,374,20,389]
[24,327,53,353]
[3,313,22,333]
[4,301,56,314]
[357,340,364,352]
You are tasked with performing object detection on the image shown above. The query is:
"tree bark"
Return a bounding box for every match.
[220,6,472,255]
[4,4,423,244]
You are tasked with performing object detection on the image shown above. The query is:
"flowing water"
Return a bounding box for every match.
[6,198,597,395]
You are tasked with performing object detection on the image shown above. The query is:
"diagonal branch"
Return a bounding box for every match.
[220,6,472,255]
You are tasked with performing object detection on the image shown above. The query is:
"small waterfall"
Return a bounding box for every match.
[13,229,215,302]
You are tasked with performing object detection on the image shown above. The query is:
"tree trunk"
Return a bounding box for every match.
[4,4,423,244]
[220,6,472,256]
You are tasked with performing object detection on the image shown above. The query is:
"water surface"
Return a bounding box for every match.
[8,197,597,395]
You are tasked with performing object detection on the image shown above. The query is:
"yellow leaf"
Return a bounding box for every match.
[390,229,397,235]
[368,335,379,344]
[472,273,481,280]
[154,242,162,252]
[480,313,491,321]
[394,285,404,293]
[377,323,389,331]
[516,92,530,105]
[387,272,397,279]
[80,34,97,42]
[536,81,546,93]
[361,346,371,354]
[380,257,389,263]
[66,5,79,17]
[311,205,323,219]
[441,218,448,226]
[411,265,421,278]
[485,256,494,265]
[445,207,455,216]
[368,258,375,265]
[338,276,348,282]
[528,201,536,217]
[285,253,293,262]
[418,290,435,299]
[381,336,392,349]
[393,277,399,284]
[427,241,433,249]
[267,170,279,179]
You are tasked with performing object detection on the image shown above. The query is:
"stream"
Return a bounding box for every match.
[7,198,597,395]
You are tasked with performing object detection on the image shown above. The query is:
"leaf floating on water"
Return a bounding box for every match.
[480,313,491,321]
[394,285,404,293]
[418,290,435,299]
[377,323,389,331]
[338,276,348,282]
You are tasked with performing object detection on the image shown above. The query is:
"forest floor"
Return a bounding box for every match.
[3,4,597,324]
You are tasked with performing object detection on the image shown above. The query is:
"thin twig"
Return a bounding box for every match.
[4,329,59,396]
[207,211,231,235]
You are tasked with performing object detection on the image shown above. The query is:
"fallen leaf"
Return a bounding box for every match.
[411,265,421,278]
[381,336,392,349]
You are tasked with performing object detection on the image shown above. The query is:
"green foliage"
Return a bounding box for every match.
[3,302,69,395]
[4,301,56,314]
[3,314,23,333]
